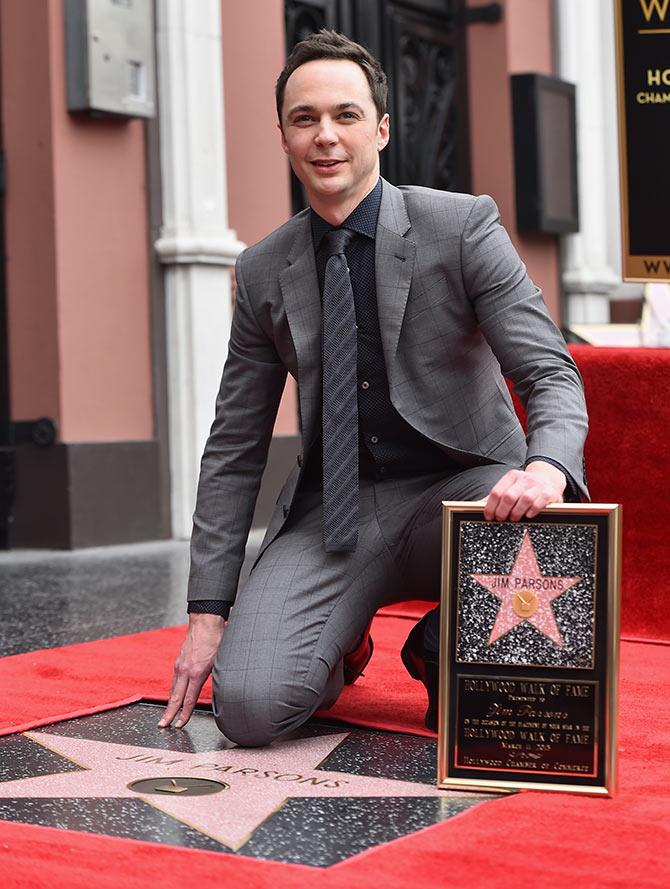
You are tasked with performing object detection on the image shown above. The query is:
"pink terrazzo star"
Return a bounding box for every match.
[1,730,474,850]
[471,529,582,648]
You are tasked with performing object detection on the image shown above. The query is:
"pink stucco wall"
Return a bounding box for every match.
[221,0,297,435]
[2,0,154,441]
[221,0,291,247]
[1,2,61,424]
[466,0,561,321]
[507,0,555,73]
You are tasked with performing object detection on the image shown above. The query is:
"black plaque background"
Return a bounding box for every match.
[445,510,611,788]
[455,675,598,776]
[619,1,670,257]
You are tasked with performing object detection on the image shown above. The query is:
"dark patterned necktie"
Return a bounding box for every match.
[321,227,358,552]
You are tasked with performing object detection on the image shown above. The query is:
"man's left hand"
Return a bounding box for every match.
[484,460,566,522]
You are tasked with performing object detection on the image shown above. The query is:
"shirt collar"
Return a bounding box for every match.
[310,178,382,251]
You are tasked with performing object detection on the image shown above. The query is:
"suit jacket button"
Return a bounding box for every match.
[297,454,303,467]
[282,505,289,518]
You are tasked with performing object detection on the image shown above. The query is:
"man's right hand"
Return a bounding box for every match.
[158,612,225,729]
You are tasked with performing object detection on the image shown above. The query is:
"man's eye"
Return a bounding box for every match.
[295,115,313,123]
[340,112,357,119]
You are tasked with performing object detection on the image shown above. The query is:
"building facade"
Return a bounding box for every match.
[0,0,626,549]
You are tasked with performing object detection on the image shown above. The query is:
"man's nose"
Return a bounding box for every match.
[314,118,338,145]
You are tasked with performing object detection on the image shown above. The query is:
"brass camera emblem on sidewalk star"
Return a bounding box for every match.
[512,589,539,619]
[128,776,229,796]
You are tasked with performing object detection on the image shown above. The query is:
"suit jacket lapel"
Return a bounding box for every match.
[277,182,415,441]
[279,210,322,443]
[375,180,416,378]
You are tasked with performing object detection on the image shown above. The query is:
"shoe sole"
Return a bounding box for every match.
[400,640,439,733]
[343,636,374,685]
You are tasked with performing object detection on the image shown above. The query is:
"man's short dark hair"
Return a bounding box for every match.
[276,29,388,124]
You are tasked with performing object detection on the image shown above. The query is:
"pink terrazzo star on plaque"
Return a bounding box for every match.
[0,731,473,851]
[471,529,582,648]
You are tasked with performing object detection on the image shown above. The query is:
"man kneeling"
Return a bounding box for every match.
[159,31,587,745]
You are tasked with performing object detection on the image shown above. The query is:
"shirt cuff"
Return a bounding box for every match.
[187,600,232,620]
[523,456,581,503]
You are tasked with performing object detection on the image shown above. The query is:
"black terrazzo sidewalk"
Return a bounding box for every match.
[0,532,264,657]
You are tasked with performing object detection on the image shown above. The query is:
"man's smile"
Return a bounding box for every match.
[311,158,347,173]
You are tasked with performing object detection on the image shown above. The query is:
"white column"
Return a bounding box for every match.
[155,0,245,538]
[555,0,640,324]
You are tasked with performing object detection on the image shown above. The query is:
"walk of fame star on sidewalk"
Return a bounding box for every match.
[1,730,476,851]
[471,529,582,648]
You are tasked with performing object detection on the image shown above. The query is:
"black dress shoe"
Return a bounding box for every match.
[343,622,374,685]
[400,609,440,732]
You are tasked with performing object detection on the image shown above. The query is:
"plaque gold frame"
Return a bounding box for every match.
[437,502,622,796]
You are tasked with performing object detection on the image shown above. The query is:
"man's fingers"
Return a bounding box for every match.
[523,492,555,520]
[484,471,518,520]
[507,488,544,522]
[488,474,530,522]
[493,482,530,521]
[159,663,213,729]
[485,469,561,522]
[158,670,189,728]
[174,674,208,729]
[158,615,224,729]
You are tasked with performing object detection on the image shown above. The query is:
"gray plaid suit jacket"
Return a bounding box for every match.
[187,179,589,608]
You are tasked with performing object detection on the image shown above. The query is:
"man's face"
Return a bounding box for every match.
[279,59,390,211]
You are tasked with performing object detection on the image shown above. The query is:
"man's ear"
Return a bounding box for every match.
[278,121,289,155]
[377,113,390,152]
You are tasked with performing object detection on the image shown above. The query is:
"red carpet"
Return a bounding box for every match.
[0,610,436,739]
[2,345,670,885]
[531,346,670,642]
[1,612,670,887]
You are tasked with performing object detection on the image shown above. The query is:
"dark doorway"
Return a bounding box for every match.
[284,0,471,214]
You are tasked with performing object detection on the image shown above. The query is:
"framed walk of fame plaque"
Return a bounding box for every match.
[437,503,621,796]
